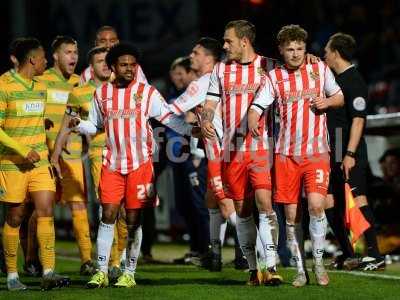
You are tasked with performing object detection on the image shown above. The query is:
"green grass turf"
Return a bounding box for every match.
[1,242,400,300]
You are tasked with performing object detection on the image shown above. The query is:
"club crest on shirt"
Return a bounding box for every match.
[133,93,142,103]
[257,67,266,76]
[309,71,320,81]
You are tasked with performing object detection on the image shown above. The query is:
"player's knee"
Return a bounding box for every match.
[219,201,234,219]
[35,206,53,217]
[6,214,24,228]
[101,207,118,224]
[309,204,324,216]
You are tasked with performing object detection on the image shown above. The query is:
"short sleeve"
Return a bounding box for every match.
[346,77,368,119]
[169,74,209,115]
[324,65,342,97]
[150,88,192,136]
[206,64,222,102]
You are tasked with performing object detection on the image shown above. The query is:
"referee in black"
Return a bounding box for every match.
[324,33,384,271]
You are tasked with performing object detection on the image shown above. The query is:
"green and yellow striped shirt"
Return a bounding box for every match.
[0,72,49,171]
[36,68,81,160]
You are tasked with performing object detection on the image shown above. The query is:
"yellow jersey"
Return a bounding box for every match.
[0,71,49,171]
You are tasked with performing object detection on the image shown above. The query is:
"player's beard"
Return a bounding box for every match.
[115,75,132,87]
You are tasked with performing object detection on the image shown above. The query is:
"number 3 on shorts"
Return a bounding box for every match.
[316,169,329,186]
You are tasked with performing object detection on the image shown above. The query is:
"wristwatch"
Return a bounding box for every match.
[346,150,356,158]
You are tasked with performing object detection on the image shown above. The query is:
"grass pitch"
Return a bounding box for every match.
[1,241,400,300]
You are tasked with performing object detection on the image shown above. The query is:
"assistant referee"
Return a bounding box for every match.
[324,33,384,271]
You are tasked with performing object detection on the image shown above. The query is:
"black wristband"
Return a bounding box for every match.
[346,150,356,158]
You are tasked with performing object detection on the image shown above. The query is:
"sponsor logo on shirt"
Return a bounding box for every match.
[225,82,260,94]
[16,101,45,116]
[105,109,136,119]
[47,89,69,104]
[282,88,319,103]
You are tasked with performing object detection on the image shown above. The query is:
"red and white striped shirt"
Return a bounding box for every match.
[253,61,342,156]
[207,55,277,152]
[79,64,148,86]
[78,81,191,174]
[169,72,223,160]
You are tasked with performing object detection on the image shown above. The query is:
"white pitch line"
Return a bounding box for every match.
[326,269,400,280]
[57,255,400,281]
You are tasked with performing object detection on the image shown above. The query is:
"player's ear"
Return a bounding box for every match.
[241,37,247,48]
[111,65,116,73]
[53,52,58,62]
[29,55,35,66]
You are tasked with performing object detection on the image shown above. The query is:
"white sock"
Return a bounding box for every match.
[120,248,127,262]
[125,226,142,274]
[209,208,224,243]
[309,214,327,264]
[220,221,227,246]
[7,272,18,281]
[256,229,267,271]
[43,269,53,276]
[97,222,115,273]
[286,222,304,273]
[236,215,257,270]
[258,212,278,269]
[98,205,103,219]
[227,212,237,227]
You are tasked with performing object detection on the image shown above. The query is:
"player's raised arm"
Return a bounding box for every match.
[169,74,209,115]
[150,88,193,136]
[73,92,104,136]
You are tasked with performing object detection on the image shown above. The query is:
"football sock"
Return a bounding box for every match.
[256,229,267,270]
[236,215,257,270]
[286,222,305,273]
[309,214,327,265]
[97,222,115,273]
[3,222,20,274]
[126,226,142,274]
[37,217,55,273]
[258,212,278,269]
[72,209,92,263]
[209,208,225,250]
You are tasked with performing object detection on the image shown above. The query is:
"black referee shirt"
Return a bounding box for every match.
[327,65,368,164]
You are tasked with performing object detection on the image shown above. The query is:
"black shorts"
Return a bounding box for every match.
[328,161,367,198]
